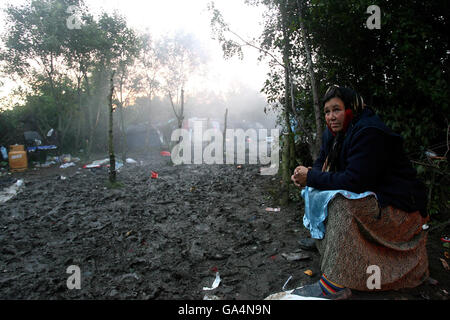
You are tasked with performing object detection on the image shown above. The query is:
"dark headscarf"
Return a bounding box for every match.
[322,85,365,172]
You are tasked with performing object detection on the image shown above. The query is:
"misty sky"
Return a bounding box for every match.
[0,0,271,105]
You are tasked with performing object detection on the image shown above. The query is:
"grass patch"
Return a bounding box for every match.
[105,180,124,189]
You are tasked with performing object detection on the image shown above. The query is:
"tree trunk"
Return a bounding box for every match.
[118,102,127,163]
[280,0,292,205]
[280,1,292,205]
[179,88,185,130]
[223,108,228,157]
[108,71,116,184]
[296,0,322,159]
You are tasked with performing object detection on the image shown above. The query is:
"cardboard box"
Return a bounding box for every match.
[10,145,25,152]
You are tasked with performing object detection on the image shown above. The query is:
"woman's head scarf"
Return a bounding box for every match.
[322,85,365,172]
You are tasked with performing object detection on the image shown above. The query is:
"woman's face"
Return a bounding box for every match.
[324,97,346,133]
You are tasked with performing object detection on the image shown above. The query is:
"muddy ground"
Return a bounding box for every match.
[0,151,448,300]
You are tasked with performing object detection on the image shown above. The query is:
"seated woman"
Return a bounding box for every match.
[291,85,429,299]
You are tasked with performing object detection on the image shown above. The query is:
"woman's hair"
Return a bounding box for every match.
[322,85,365,114]
[322,85,346,108]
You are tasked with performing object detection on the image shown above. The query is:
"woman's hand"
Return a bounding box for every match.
[291,166,310,188]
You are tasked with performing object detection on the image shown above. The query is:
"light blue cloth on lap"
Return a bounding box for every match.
[301,186,377,240]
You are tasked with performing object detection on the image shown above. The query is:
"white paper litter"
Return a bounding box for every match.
[60,162,76,169]
[0,180,24,204]
[282,276,293,291]
[202,272,221,291]
[265,289,328,300]
[126,158,138,164]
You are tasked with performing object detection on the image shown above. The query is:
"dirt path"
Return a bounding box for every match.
[0,153,448,300]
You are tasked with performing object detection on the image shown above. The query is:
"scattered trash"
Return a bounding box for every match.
[0,146,8,160]
[425,151,437,158]
[60,176,67,180]
[304,270,314,277]
[190,186,196,192]
[425,150,446,160]
[83,158,123,170]
[439,258,449,271]
[160,151,171,157]
[61,154,72,163]
[265,289,327,300]
[83,158,109,169]
[35,161,56,168]
[151,171,159,179]
[237,165,242,169]
[125,231,132,237]
[266,208,281,212]
[281,252,311,262]
[0,179,24,204]
[422,224,429,231]
[60,162,76,169]
[203,272,221,291]
[203,294,221,300]
[441,236,450,243]
[444,252,449,259]
[126,158,138,164]
[282,276,293,291]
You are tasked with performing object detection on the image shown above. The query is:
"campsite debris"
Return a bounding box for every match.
[203,294,221,300]
[282,276,293,291]
[265,289,327,300]
[441,236,450,243]
[445,252,449,259]
[0,146,8,159]
[425,151,437,158]
[282,252,311,262]
[83,158,123,170]
[160,151,171,157]
[266,207,281,212]
[210,266,218,273]
[83,158,109,169]
[61,154,72,163]
[60,162,75,169]
[126,158,138,164]
[237,165,242,169]
[151,171,159,179]
[304,270,314,277]
[0,179,24,204]
[422,224,430,231]
[34,161,56,168]
[60,176,67,181]
[202,272,221,291]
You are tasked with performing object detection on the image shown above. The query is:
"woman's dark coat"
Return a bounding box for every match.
[307,107,428,217]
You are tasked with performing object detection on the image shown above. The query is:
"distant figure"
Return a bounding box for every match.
[291,85,429,299]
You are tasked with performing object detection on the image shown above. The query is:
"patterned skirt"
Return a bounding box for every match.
[315,194,429,291]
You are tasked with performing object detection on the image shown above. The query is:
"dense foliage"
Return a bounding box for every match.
[0,0,205,156]
[212,0,448,213]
